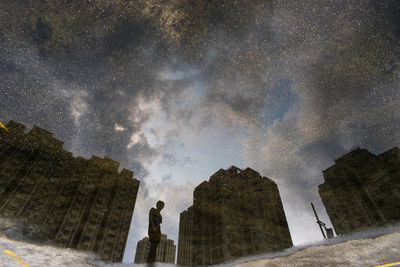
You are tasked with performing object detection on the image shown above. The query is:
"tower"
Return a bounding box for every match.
[0,120,140,262]
[134,234,176,264]
[177,166,292,265]
[319,147,400,235]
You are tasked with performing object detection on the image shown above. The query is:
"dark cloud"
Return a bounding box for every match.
[32,18,53,45]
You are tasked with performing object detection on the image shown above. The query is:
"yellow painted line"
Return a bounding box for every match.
[374,261,400,267]
[0,122,8,131]
[3,249,30,267]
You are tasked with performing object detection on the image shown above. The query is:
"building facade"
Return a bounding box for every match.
[177,206,194,266]
[0,120,140,262]
[177,166,292,266]
[134,234,176,264]
[319,147,400,235]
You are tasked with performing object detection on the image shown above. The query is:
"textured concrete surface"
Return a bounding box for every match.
[0,233,97,267]
[230,230,400,267]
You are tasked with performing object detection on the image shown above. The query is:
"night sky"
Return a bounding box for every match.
[1,0,399,263]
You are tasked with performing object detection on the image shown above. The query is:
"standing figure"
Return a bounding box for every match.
[147,200,165,263]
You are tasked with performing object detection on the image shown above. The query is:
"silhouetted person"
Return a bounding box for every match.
[147,200,164,263]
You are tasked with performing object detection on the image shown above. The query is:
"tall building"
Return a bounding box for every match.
[0,120,140,262]
[177,207,194,266]
[134,234,176,264]
[177,166,292,266]
[319,147,400,235]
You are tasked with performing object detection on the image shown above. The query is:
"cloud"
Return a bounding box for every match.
[127,132,143,149]
[158,68,199,81]
[114,123,126,132]
[161,154,177,166]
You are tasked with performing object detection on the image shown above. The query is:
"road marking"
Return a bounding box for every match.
[375,261,400,267]
[3,249,30,267]
[0,122,8,131]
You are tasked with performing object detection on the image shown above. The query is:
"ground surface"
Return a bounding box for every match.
[0,224,399,267]
[229,232,400,267]
[0,233,96,266]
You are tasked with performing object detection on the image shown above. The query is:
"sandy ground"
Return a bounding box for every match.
[1,224,399,267]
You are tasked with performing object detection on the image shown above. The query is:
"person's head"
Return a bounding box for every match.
[156,200,165,211]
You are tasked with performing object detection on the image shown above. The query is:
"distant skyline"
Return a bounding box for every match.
[1,0,399,263]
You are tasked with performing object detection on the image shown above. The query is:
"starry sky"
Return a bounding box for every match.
[1,0,400,263]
